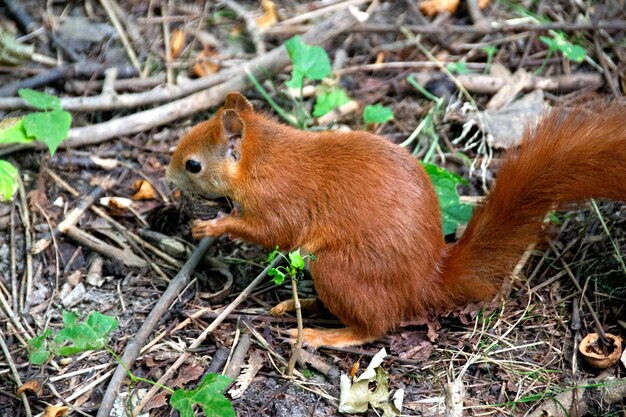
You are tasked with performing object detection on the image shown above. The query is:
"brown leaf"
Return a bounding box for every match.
[131,179,157,201]
[256,0,278,28]
[170,29,186,59]
[42,405,70,417]
[16,380,42,396]
[419,0,460,16]
[192,48,220,78]
[144,391,169,411]
[173,363,206,388]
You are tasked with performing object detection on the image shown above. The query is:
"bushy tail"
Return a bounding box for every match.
[438,103,626,303]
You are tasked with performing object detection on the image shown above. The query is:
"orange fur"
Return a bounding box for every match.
[167,93,626,347]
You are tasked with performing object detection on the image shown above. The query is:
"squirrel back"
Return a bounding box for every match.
[168,93,626,347]
[439,104,626,304]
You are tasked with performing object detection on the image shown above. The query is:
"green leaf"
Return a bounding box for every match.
[285,36,331,88]
[18,88,61,110]
[539,34,586,63]
[446,62,472,75]
[170,373,234,417]
[266,245,280,263]
[53,311,118,356]
[422,162,473,235]
[0,160,19,202]
[363,104,394,124]
[27,330,52,365]
[268,268,286,285]
[288,250,305,271]
[0,117,33,144]
[313,88,351,117]
[23,110,71,156]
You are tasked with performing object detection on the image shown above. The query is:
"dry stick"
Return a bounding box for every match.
[132,256,282,415]
[45,169,182,268]
[95,238,214,417]
[547,241,609,344]
[31,178,116,254]
[99,0,141,72]
[63,225,148,268]
[0,329,32,416]
[15,175,32,316]
[162,0,174,85]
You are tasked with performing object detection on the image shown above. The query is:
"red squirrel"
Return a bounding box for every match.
[166,92,626,348]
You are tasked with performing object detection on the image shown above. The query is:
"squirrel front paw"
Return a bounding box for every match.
[192,217,227,238]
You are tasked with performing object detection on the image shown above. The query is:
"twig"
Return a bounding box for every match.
[63,225,148,268]
[15,175,32,316]
[132,255,282,415]
[0,328,31,416]
[547,241,608,344]
[95,237,214,417]
[161,0,174,85]
[99,0,142,72]
[278,0,370,26]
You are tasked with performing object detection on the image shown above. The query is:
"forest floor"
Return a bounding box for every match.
[0,1,625,416]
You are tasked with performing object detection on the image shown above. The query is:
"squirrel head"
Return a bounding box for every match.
[166,92,253,199]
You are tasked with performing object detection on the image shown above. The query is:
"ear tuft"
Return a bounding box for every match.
[224,92,253,112]
[221,109,244,140]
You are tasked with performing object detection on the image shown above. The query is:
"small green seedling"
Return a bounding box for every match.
[446,61,472,75]
[481,45,498,74]
[313,88,351,117]
[0,89,72,201]
[170,373,235,417]
[285,35,331,90]
[422,162,473,235]
[28,311,234,416]
[539,33,586,63]
[267,247,315,285]
[363,104,394,124]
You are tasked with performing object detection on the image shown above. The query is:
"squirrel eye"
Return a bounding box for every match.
[185,160,202,173]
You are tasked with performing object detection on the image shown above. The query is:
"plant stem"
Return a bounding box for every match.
[286,276,304,376]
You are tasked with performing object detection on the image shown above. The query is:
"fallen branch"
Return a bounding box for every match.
[95,237,215,417]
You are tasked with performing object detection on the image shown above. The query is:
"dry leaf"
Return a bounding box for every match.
[192,47,220,77]
[131,179,157,200]
[173,363,205,388]
[419,0,491,16]
[170,29,186,59]
[17,380,41,396]
[256,0,278,28]
[419,0,460,16]
[42,405,70,417]
[229,351,264,399]
[144,391,169,411]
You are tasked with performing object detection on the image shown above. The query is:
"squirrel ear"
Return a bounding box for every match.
[224,92,253,112]
[221,109,244,141]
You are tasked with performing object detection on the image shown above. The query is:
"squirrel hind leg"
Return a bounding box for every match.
[288,327,377,348]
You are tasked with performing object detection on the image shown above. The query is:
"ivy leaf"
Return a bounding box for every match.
[285,36,331,89]
[53,311,118,356]
[422,162,473,235]
[27,330,52,365]
[268,268,286,285]
[313,89,351,117]
[266,245,280,263]
[363,104,394,124]
[288,250,305,271]
[170,373,234,417]
[23,110,71,156]
[18,88,61,110]
[0,117,32,144]
[0,160,19,202]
